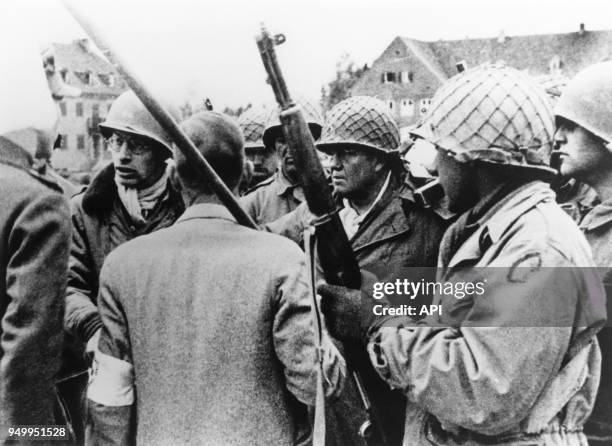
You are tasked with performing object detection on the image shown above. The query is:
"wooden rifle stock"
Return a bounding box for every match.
[256,25,388,446]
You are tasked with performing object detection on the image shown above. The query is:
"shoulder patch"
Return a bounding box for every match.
[507,252,542,283]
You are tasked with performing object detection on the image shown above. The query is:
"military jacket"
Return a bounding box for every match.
[368,181,605,445]
[240,169,305,224]
[0,146,71,437]
[580,199,612,444]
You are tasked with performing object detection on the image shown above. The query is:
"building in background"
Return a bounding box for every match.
[51,39,127,172]
[351,24,612,138]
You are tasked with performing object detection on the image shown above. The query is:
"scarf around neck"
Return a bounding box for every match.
[115,169,169,224]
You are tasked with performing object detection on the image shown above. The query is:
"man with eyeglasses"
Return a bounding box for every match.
[61,90,185,443]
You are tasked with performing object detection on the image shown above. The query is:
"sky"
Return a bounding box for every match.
[9,0,612,109]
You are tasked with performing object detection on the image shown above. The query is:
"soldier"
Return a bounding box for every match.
[61,90,185,443]
[318,64,606,445]
[0,21,71,441]
[86,111,345,445]
[236,106,277,187]
[269,96,450,445]
[553,61,612,445]
[240,99,323,224]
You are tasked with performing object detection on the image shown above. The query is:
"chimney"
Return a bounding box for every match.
[579,23,586,36]
[497,30,506,43]
[75,38,90,53]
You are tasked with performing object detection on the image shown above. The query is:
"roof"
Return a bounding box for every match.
[52,40,126,96]
[408,28,612,79]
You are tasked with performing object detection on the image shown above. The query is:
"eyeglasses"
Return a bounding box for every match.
[106,133,151,156]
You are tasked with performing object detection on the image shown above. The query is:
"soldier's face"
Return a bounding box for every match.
[329,147,384,198]
[435,148,476,212]
[274,134,298,180]
[109,132,166,189]
[554,119,611,182]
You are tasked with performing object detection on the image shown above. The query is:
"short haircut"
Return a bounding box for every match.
[176,111,245,194]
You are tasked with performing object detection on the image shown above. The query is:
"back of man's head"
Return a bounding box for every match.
[177,111,245,195]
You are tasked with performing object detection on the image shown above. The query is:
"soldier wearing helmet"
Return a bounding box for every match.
[553,61,612,446]
[269,96,450,446]
[240,99,323,224]
[317,64,606,445]
[236,106,278,187]
[62,90,185,441]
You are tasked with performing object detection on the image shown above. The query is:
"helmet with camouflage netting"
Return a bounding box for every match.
[416,63,555,175]
[317,96,400,156]
[262,98,323,149]
[236,107,271,151]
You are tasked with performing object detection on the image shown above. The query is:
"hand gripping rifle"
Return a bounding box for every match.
[256,25,387,446]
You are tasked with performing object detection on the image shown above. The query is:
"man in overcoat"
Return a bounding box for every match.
[86,111,345,445]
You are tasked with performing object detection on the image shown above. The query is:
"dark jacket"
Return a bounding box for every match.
[64,163,184,354]
[267,172,451,446]
[0,143,71,439]
[86,204,345,446]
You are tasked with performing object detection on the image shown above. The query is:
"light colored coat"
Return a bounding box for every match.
[87,203,345,446]
[368,181,605,445]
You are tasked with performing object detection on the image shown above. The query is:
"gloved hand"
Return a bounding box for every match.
[317,270,379,344]
[317,282,362,343]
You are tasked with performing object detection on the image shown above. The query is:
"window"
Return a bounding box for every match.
[92,103,100,117]
[388,100,394,110]
[400,99,414,117]
[59,134,68,150]
[77,134,85,150]
[76,102,83,117]
[59,102,67,116]
[381,72,397,83]
[400,71,413,83]
[419,98,431,114]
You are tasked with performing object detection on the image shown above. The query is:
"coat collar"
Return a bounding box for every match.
[0,136,33,171]
[274,169,299,196]
[176,203,237,224]
[445,181,554,267]
[82,163,119,216]
[82,162,183,218]
[580,198,612,232]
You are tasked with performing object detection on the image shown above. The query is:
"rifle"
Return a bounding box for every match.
[256,25,388,446]
[63,0,256,230]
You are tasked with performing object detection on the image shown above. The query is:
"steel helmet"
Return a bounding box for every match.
[262,98,323,149]
[555,61,612,144]
[236,106,270,150]
[418,63,555,174]
[317,96,400,156]
[99,90,180,158]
